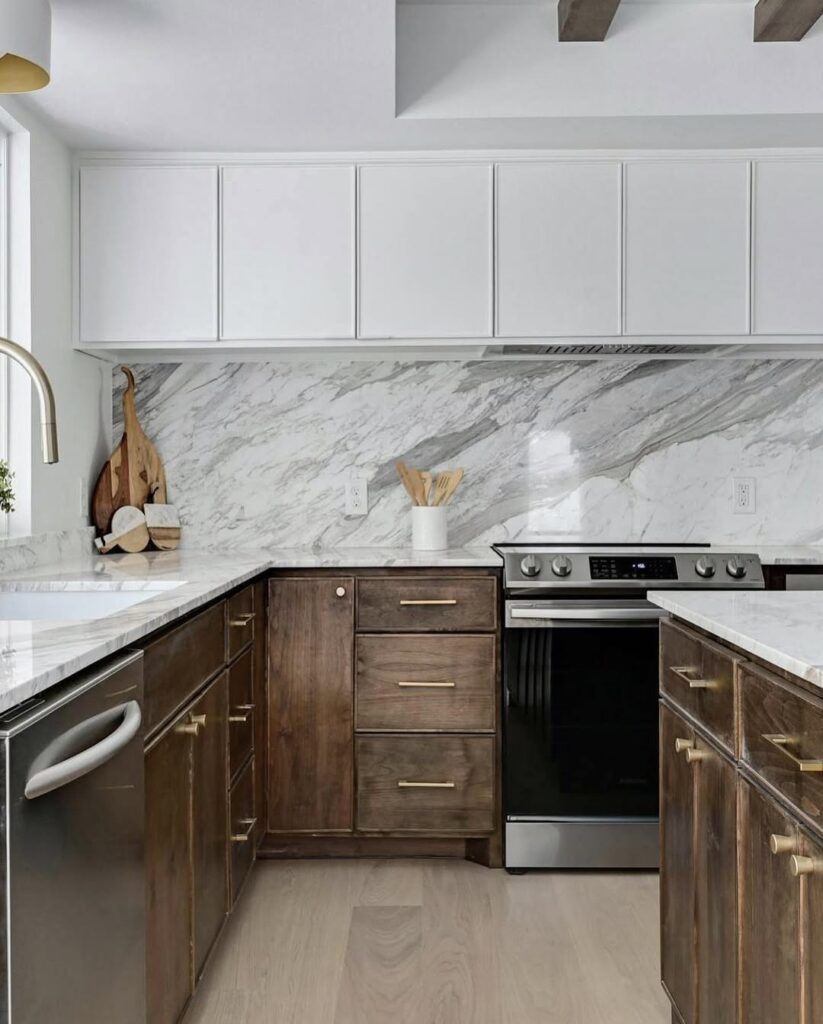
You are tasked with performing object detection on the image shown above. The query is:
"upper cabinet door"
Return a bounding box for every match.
[358,163,493,339]
[753,160,823,335]
[221,165,355,340]
[624,161,750,336]
[80,165,218,344]
[496,162,621,337]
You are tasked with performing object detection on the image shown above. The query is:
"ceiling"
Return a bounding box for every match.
[14,0,823,153]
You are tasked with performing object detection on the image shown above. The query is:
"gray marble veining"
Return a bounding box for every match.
[113,359,823,550]
[0,528,95,574]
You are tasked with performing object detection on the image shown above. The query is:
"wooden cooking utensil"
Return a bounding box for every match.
[420,471,433,506]
[395,461,423,506]
[91,367,168,533]
[407,467,428,507]
[439,468,464,505]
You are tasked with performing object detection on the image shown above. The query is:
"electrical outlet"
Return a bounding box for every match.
[732,477,756,515]
[346,474,368,516]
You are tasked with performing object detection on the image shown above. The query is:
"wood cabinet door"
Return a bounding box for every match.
[693,734,737,1024]
[739,778,801,1024]
[624,160,750,335]
[495,161,621,337]
[253,580,267,847]
[801,830,823,1023]
[145,716,194,1024]
[79,164,218,344]
[268,577,354,832]
[660,703,697,1024]
[357,163,493,339]
[192,673,229,979]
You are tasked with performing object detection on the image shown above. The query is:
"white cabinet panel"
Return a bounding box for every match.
[624,161,750,336]
[753,160,823,335]
[80,165,218,344]
[496,162,621,337]
[221,165,355,340]
[358,163,493,339]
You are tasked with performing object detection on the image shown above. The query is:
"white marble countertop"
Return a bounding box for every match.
[0,545,501,714]
[649,590,823,690]
[725,546,823,566]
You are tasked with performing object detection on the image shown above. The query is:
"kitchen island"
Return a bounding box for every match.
[649,588,823,1024]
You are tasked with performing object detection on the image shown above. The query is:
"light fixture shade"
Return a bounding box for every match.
[0,0,51,93]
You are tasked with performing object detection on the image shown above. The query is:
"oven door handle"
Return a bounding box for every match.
[508,606,665,623]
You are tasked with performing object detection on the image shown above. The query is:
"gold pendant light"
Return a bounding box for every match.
[0,0,51,93]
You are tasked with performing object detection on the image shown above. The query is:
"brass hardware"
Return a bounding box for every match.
[230,817,257,843]
[229,707,253,723]
[671,666,716,690]
[397,780,456,789]
[762,734,823,773]
[674,738,694,754]
[399,599,458,606]
[335,587,346,598]
[230,612,255,628]
[190,714,207,728]
[174,723,199,737]
[770,834,796,856]
[791,855,818,877]
[685,748,707,764]
[397,681,456,689]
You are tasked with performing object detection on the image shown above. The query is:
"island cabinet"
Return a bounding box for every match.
[265,569,502,865]
[660,619,823,1024]
[143,580,265,1024]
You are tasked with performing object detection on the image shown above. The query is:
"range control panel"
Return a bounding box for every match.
[590,556,678,581]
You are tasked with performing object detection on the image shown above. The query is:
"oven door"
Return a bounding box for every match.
[504,600,662,822]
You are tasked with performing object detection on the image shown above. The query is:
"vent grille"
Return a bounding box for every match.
[491,343,711,357]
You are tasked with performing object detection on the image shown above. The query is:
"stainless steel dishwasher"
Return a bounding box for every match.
[0,650,145,1023]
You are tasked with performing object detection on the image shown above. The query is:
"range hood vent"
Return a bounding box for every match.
[485,343,713,358]
[482,341,823,360]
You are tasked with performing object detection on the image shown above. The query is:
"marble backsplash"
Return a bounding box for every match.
[112,359,823,550]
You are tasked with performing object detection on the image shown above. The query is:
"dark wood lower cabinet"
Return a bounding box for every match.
[802,830,823,1022]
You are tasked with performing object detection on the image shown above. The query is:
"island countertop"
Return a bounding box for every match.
[648,589,823,690]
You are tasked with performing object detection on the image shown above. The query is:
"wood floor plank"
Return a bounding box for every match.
[356,860,423,907]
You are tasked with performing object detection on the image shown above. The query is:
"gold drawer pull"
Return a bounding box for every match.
[399,599,458,607]
[791,855,820,877]
[770,834,796,856]
[763,734,823,773]
[674,738,694,754]
[671,666,716,690]
[230,612,255,628]
[174,722,200,737]
[397,681,456,689]
[229,703,255,723]
[397,780,456,789]
[231,817,257,843]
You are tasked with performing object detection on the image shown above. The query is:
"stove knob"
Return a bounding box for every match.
[695,556,716,579]
[726,557,747,580]
[551,555,573,578]
[520,555,542,578]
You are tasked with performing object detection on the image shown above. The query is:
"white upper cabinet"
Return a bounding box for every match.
[624,161,750,336]
[80,165,218,344]
[496,162,621,337]
[753,160,823,335]
[357,163,493,339]
[221,165,355,340]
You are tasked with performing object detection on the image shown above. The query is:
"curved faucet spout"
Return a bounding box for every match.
[0,337,58,464]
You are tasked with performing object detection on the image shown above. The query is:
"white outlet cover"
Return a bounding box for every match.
[732,476,756,514]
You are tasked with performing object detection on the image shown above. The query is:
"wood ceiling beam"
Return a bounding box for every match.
[558,0,622,42]
[754,0,823,41]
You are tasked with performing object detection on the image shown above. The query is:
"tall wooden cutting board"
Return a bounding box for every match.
[92,367,167,534]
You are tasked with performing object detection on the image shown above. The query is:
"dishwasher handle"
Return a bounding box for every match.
[25,700,142,800]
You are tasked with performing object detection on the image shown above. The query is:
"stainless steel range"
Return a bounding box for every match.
[495,543,764,871]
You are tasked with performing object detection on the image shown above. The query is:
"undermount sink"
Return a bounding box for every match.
[0,582,186,622]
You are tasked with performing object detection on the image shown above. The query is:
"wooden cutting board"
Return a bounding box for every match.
[91,367,167,534]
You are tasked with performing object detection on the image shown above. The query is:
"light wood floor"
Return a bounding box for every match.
[185,860,669,1024]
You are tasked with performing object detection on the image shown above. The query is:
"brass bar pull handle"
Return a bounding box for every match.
[230,613,255,627]
[229,705,254,723]
[397,681,456,689]
[671,666,716,690]
[397,780,456,789]
[230,817,257,844]
[399,599,458,607]
[770,834,796,856]
[763,734,823,773]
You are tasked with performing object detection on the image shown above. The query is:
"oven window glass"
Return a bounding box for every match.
[504,624,659,818]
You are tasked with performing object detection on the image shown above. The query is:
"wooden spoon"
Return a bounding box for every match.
[420,471,433,506]
[396,461,424,506]
[440,468,464,505]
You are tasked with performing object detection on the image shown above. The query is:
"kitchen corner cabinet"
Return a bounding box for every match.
[624,160,750,336]
[495,161,621,338]
[220,164,355,340]
[79,165,218,344]
[357,163,493,339]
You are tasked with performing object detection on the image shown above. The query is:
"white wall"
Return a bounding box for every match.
[0,98,109,537]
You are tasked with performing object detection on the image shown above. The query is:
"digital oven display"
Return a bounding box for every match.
[589,556,678,581]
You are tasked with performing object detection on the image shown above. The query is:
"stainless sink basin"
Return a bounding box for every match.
[0,582,186,621]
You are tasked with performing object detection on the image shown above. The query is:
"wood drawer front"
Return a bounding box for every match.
[356,634,496,732]
[229,755,255,906]
[144,601,227,736]
[357,577,497,633]
[228,647,254,781]
[660,618,736,752]
[356,735,495,834]
[228,585,255,660]
[740,661,823,828]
